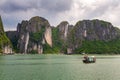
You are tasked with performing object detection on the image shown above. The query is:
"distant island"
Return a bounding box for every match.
[1,16,120,55]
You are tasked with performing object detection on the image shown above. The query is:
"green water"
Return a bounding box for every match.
[0,54,120,80]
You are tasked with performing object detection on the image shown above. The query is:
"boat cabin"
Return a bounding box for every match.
[83,56,96,63]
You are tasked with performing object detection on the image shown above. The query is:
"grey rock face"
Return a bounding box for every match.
[67,19,120,53]
[17,16,52,54]
[71,20,119,41]
[57,21,73,41]
[27,41,43,54]
[17,21,29,53]
[58,21,69,40]
[27,16,50,33]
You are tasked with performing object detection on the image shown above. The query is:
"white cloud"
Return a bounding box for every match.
[0,0,120,31]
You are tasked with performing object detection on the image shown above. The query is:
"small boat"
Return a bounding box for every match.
[83,56,96,63]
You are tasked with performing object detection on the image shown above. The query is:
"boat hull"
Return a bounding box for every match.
[83,60,95,63]
[83,56,96,63]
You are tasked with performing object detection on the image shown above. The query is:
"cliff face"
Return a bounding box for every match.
[0,16,12,54]
[5,16,120,54]
[58,21,69,41]
[17,16,52,54]
[6,31,18,52]
[57,21,73,41]
[67,20,120,54]
[72,20,118,41]
[53,21,73,53]
[44,27,52,46]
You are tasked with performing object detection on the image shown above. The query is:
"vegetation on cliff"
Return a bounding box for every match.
[4,16,120,54]
[67,20,120,54]
[30,26,45,43]
[74,40,120,54]
[51,27,63,53]
[0,16,12,53]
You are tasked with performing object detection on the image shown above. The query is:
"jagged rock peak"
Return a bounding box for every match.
[24,16,50,33]
[57,21,69,40]
[17,16,52,54]
[17,20,28,33]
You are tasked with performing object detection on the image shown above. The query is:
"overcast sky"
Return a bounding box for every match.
[0,0,120,31]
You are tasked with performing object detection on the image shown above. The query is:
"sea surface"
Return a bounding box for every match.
[0,54,120,80]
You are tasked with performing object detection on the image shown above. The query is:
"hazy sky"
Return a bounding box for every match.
[0,0,120,31]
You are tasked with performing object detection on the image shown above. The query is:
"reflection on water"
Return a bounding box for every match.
[0,54,120,80]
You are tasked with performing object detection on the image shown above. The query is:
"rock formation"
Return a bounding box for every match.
[17,16,52,54]
[5,16,120,54]
[67,19,120,54]
[54,21,73,53]
[44,26,52,47]
[6,31,18,53]
[57,21,73,41]
[73,20,118,41]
